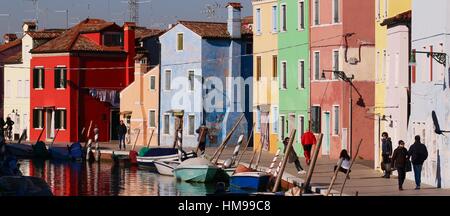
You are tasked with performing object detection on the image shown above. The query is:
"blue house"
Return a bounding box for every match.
[158,3,253,148]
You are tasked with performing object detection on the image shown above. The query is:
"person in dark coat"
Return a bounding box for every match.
[195,124,209,155]
[5,117,14,141]
[0,118,6,139]
[408,135,428,190]
[392,140,409,191]
[381,132,393,178]
[283,137,306,175]
[116,120,128,150]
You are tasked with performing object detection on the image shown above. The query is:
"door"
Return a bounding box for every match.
[261,112,270,151]
[110,110,120,140]
[288,114,295,136]
[46,109,55,141]
[323,112,330,155]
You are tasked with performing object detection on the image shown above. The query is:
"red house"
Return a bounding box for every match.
[29,18,135,143]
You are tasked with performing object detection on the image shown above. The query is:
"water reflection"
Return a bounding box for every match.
[18,160,216,196]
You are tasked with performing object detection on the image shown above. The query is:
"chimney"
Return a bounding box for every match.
[22,21,37,33]
[135,56,148,107]
[124,22,136,85]
[3,34,17,44]
[227,2,242,39]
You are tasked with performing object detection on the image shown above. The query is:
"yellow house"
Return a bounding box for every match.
[374,0,411,169]
[252,0,279,154]
[120,58,160,147]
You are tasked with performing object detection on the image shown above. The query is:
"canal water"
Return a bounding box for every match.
[18,160,217,196]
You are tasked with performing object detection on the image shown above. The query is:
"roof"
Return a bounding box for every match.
[381,10,411,27]
[26,29,65,39]
[178,21,231,39]
[135,27,166,40]
[2,50,22,64]
[31,18,124,54]
[0,39,22,53]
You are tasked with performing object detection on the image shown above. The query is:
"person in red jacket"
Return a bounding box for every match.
[301,122,317,165]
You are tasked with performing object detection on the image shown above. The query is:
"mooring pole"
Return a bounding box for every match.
[301,133,323,194]
[272,129,297,193]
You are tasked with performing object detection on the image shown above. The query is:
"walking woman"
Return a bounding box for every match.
[334,149,352,179]
[391,140,410,191]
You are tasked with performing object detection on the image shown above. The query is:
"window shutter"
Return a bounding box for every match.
[62,110,67,129]
[54,69,59,88]
[41,69,45,88]
[33,109,38,128]
[62,69,67,88]
[55,110,61,129]
[33,69,39,88]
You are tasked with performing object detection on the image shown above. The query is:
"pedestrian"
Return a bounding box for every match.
[283,137,307,175]
[195,124,209,155]
[0,118,6,139]
[5,117,14,141]
[381,132,393,178]
[408,135,428,190]
[301,122,317,165]
[93,125,99,144]
[117,120,127,150]
[334,149,352,179]
[391,140,410,191]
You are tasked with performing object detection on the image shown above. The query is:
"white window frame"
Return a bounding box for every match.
[164,69,172,91]
[148,109,156,128]
[55,108,67,130]
[376,0,381,20]
[17,80,23,98]
[332,0,340,23]
[280,3,287,32]
[25,80,30,98]
[313,51,321,81]
[176,32,184,52]
[298,59,305,89]
[376,51,380,82]
[382,50,387,82]
[298,115,305,143]
[5,80,11,98]
[384,0,388,17]
[33,108,44,129]
[272,106,279,134]
[256,108,261,133]
[163,113,171,135]
[256,8,262,35]
[332,49,339,80]
[281,61,287,90]
[187,114,195,136]
[33,66,44,90]
[271,5,278,33]
[149,75,156,91]
[55,66,67,90]
[298,0,305,31]
[332,105,340,136]
[313,0,320,26]
[279,114,286,140]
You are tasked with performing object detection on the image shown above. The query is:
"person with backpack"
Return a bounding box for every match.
[408,135,428,190]
[392,140,410,191]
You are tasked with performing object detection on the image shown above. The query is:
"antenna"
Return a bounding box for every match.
[201,2,222,21]
[121,0,151,25]
[55,9,69,29]
[25,0,39,26]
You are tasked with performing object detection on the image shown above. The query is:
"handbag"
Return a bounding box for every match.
[405,159,412,172]
[380,161,386,171]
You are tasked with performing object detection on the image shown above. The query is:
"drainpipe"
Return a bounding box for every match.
[157,40,162,146]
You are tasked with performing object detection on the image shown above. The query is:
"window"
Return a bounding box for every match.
[281,4,287,31]
[298,116,305,142]
[5,80,11,98]
[272,5,278,32]
[188,115,195,135]
[256,8,261,34]
[272,106,278,133]
[314,52,320,80]
[298,60,305,88]
[188,70,195,91]
[55,109,67,130]
[280,115,286,139]
[384,0,388,17]
[311,106,321,133]
[256,108,261,132]
[33,68,44,89]
[333,50,339,80]
[33,109,44,129]
[298,1,305,30]
[376,51,380,81]
[25,80,30,98]
[333,0,340,23]
[17,80,23,98]
[54,67,67,89]
[177,33,184,51]
[103,32,123,46]
[165,70,171,90]
[150,76,156,90]
[333,106,340,135]
[376,0,381,19]
[149,110,156,127]
[314,0,320,25]
[256,56,262,81]
[281,61,287,89]
[272,55,278,79]
[163,114,170,134]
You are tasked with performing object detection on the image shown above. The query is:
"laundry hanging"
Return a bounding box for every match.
[88,88,120,107]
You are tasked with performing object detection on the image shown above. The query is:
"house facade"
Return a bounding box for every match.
[29,18,135,143]
[252,0,280,154]
[409,0,450,188]
[159,3,253,148]
[310,0,375,160]
[278,0,310,155]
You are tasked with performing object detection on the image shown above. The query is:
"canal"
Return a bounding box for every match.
[18,160,217,196]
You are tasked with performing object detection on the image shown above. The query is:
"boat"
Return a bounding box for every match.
[154,160,180,176]
[137,148,195,167]
[173,158,220,183]
[230,171,272,191]
[5,144,33,159]
[48,142,83,161]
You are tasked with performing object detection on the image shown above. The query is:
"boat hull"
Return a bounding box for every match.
[137,151,195,168]
[174,166,219,183]
[230,172,271,191]
[154,161,179,176]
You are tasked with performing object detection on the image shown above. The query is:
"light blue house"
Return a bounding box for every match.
[409,0,450,188]
[158,3,253,148]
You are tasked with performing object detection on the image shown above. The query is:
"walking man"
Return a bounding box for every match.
[301,122,317,165]
[283,137,307,175]
[381,132,393,178]
[195,124,209,155]
[408,135,428,190]
[392,140,409,191]
[117,120,127,150]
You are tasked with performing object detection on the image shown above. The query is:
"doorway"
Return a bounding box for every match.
[46,109,55,141]
[111,110,120,140]
[323,112,330,155]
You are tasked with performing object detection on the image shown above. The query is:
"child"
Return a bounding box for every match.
[334,149,352,179]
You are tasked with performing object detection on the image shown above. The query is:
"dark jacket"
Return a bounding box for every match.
[196,126,208,143]
[382,138,393,156]
[117,124,127,136]
[408,142,428,165]
[285,145,298,163]
[392,146,408,168]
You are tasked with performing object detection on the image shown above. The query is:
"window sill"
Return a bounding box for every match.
[56,88,66,90]
[34,88,44,90]
[34,128,44,130]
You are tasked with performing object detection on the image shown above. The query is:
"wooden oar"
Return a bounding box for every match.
[339,139,363,196]
[211,114,245,164]
[272,129,297,192]
[195,126,207,155]
[235,123,255,167]
[146,129,155,148]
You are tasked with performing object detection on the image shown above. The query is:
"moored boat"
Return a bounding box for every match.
[137,148,195,167]
[154,160,180,176]
[230,171,272,191]
[173,158,220,183]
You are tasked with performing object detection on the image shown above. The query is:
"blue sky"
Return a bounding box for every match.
[0,0,251,41]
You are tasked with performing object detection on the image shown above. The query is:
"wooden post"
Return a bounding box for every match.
[339,139,363,196]
[17,129,26,145]
[84,121,93,149]
[248,147,258,169]
[235,123,255,167]
[272,129,296,193]
[326,158,343,196]
[211,114,244,163]
[132,129,140,151]
[37,126,46,142]
[146,129,155,148]
[301,133,323,194]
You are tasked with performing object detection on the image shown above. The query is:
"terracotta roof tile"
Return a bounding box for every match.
[135,27,166,40]
[178,21,230,39]
[0,39,21,53]
[2,50,22,64]
[27,30,65,39]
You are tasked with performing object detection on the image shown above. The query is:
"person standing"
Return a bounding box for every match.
[381,132,393,178]
[408,135,428,190]
[0,118,5,139]
[93,125,99,144]
[5,117,14,141]
[392,140,409,191]
[117,120,127,150]
[283,137,307,175]
[301,123,317,165]
[195,124,209,155]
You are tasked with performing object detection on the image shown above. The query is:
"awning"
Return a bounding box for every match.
[120,111,132,115]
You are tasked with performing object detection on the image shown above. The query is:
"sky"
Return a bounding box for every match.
[0,0,252,42]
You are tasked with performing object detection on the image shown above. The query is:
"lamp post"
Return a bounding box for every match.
[322,70,366,157]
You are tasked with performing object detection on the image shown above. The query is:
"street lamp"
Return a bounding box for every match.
[321,70,366,157]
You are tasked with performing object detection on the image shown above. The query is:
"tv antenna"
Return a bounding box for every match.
[201,2,222,21]
[24,0,40,26]
[121,0,152,25]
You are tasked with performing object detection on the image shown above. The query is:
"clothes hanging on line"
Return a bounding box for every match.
[89,89,120,107]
